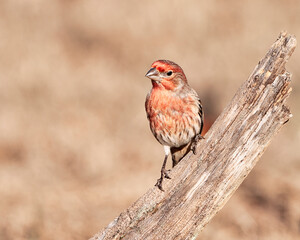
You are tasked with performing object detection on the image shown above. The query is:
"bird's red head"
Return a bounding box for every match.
[145,60,188,90]
[151,60,184,75]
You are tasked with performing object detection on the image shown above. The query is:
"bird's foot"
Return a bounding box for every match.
[155,178,164,191]
[191,134,205,155]
[155,169,171,191]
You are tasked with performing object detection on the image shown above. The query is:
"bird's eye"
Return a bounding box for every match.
[166,71,173,76]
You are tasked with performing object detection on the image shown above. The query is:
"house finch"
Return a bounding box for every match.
[145,60,204,190]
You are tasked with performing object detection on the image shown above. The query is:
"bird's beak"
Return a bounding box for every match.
[145,67,161,81]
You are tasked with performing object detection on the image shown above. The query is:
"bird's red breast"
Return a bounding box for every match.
[146,86,201,147]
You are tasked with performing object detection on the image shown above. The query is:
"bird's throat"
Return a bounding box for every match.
[151,79,176,91]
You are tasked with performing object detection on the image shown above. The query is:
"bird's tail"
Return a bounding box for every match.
[170,142,192,167]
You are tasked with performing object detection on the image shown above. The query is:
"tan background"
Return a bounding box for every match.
[0,1,299,239]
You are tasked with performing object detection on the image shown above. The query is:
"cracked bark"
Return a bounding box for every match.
[91,32,296,240]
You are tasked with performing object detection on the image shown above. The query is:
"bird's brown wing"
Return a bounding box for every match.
[198,99,204,135]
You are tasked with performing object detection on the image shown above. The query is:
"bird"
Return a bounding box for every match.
[145,60,204,191]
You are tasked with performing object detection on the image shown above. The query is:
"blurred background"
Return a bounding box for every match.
[0,0,299,239]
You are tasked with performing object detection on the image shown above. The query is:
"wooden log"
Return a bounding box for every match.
[91,32,296,240]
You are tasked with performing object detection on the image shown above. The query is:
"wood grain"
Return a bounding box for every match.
[91,32,296,240]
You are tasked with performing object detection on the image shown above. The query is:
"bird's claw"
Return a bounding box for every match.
[191,134,205,155]
[155,169,171,191]
[155,178,164,191]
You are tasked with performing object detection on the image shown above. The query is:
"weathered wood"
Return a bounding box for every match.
[91,32,296,240]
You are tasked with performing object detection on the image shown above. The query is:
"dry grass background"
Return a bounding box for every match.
[0,0,300,239]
